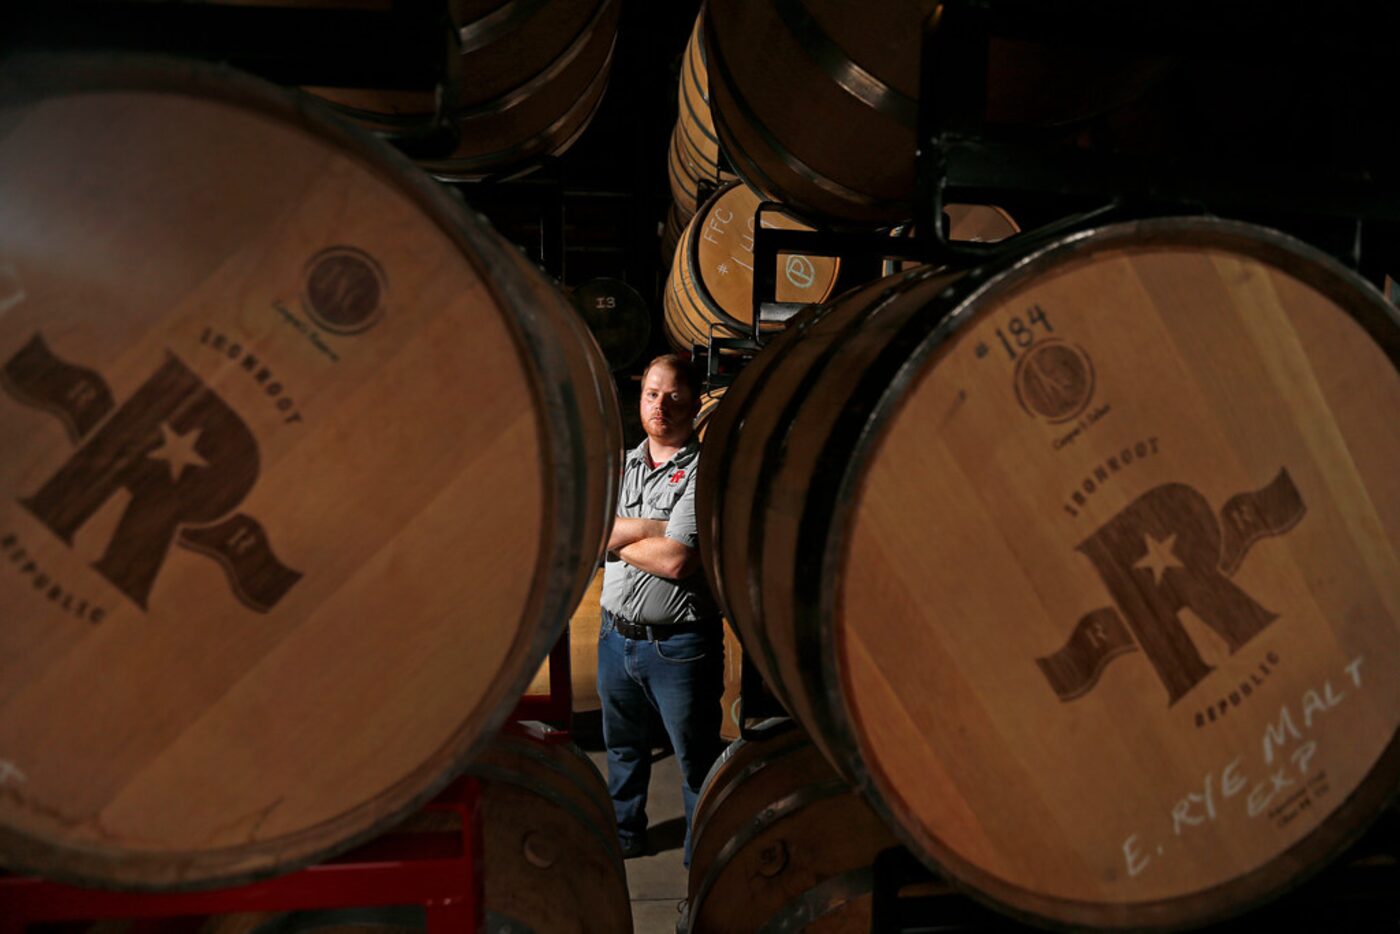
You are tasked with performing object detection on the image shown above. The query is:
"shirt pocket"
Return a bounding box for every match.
[645,483,686,518]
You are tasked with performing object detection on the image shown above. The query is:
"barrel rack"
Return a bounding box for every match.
[0,631,575,932]
[702,3,1400,930]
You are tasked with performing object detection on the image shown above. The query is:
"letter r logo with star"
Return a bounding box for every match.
[1036,472,1307,706]
[2,333,301,613]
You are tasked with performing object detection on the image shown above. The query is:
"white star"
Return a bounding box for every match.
[147,422,208,482]
[1135,532,1183,586]
[717,263,730,276]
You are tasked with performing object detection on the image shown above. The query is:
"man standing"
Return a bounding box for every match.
[599,354,723,863]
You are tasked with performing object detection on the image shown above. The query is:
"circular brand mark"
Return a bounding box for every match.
[1014,339,1096,423]
[784,255,816,290]
[302,246,387,335]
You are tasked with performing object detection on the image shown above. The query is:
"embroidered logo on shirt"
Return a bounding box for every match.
[669,469,687,485]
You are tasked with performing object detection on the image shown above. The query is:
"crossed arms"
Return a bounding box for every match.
[608,517,700,581]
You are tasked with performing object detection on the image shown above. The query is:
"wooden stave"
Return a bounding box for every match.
[693,387,745,741]
[685,725,902,934]
[0,54,620,890]
[668,13,728,219]
[307,0,620,180]
[699,218,1400,927]
[678,10,720,173]
[663,213,712,352]
[693,387,726,441]
[702,0,924,227]
[421,30,615,180]
[697,271,949,769]
[696,299,825,724]
[466,731,633,934]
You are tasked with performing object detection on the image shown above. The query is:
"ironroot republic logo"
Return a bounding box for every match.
[1036,470,1307,705]
[1,333,302,613]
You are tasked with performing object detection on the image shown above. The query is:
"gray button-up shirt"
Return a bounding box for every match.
[600,438,718,625]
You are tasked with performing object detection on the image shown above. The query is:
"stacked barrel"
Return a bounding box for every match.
[662,13,736,262]
[307,0,621,180]
[697,217,1400,928]
[467,729,633,932]
[687,2,1400,930]
[663,180,840,352]
[683,722,909,932]
[0,50,620,905]
[3,4,1398,933]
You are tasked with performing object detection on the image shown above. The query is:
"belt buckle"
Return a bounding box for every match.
[615,614,646,640]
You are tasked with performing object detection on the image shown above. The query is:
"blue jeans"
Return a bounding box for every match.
[597,609,724,865]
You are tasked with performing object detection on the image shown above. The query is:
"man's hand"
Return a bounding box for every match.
[618,537,700,580]
[608,517,668,553]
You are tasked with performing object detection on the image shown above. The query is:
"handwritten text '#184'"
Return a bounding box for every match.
[1122,655,1364,880]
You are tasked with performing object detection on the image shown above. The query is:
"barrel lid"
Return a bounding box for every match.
[0,54,591,887]
[568,277,651,371]
[827,218,1400,926]
[688,181,840,330]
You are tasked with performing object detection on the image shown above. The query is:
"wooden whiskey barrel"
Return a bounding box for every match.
[668,12,735,220]
[568,277,651,372]
[693,387,745,741]
[697,217,1400,928]
[525,570,604,712]
[693,386,726,441]
[664,181,840,352]
[307,0,619,180]
[703,0,1162,225]
[466,729,633,934]
[0,54,620,889]
[683,723,907,933]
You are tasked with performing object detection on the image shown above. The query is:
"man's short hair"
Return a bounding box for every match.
[641,354,702,399]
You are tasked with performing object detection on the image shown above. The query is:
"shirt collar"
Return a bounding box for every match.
[628,436,699,472]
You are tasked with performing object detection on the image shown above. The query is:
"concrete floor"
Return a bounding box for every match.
[585,748,689,934]
[584,736,691,934]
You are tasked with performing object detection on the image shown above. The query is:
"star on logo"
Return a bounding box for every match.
[717,263,730,276]
[147,422,208,482]
[1135,532,1183,586]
